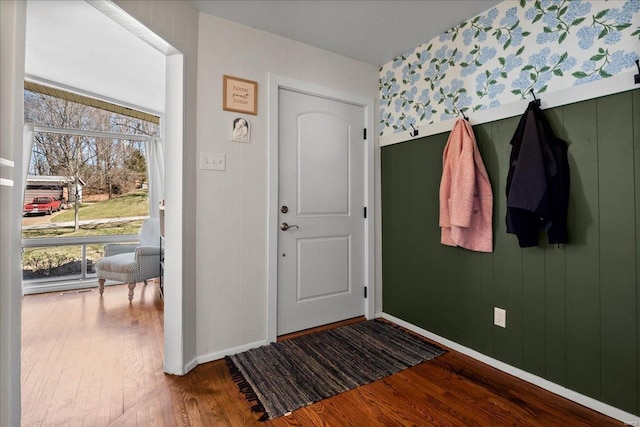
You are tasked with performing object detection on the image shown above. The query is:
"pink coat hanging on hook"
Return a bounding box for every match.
[439,118,493,252]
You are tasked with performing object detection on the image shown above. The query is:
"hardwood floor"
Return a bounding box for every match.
[22,284,625,426]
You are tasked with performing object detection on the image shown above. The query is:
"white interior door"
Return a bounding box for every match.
[277,88,365,335]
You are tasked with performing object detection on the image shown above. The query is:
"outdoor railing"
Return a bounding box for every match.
[22,234,138,294]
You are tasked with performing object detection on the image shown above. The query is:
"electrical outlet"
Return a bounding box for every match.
[200,152,226,171]
[494,307,506,328]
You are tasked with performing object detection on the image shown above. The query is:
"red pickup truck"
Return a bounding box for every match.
[23,196,62,216]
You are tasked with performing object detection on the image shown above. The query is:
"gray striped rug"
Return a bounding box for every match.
[225,320,445,421]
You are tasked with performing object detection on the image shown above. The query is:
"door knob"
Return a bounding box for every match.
[280,222,299,231]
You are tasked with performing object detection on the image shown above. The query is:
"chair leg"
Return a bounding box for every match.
[98,278,105,296]
[127,282,136,302]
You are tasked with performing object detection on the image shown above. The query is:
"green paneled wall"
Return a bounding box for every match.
[381,89,640,415]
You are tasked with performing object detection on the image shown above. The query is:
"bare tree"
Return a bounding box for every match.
[24,89,159,228]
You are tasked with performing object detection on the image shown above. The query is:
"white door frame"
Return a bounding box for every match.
[162,52,185,375]
[266,74,375,343]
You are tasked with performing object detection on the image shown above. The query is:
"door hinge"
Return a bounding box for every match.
[364,286,368,298]
[364,207,367,218]
[363,128,367,140]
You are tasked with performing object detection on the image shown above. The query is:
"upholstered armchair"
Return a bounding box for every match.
[95,218,161,302]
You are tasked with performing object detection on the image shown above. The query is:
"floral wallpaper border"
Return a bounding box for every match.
[379,0,640,136]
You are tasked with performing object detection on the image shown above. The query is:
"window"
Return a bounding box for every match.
[22,87,161,290]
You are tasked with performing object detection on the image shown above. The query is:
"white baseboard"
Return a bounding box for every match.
[196,340,268,365]
[381,312,640,426]
[164,357,198,376]
[183,357,198,374]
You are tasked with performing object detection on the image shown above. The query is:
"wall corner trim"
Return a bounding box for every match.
[381,312,640,425]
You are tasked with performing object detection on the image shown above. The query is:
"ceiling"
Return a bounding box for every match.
[24,0,502,115]
[25,0,166,115]
[191,0,502,66]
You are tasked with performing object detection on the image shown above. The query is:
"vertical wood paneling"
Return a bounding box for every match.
[563,99,601,399]
[542,107,567,385]
[635,89,640,417]
[490,116,524,368]
[597,92,637,414]
[440,246,483,346]
[381,88,640,415]
[384,140,424,324]
[521,245,546,377]
[408,135,449,332]
[381,145,403,317]
[475,123,496,357]
[408,140,431,328]
[398,141,423,325]
[516,107,557,379]
[381,146,395,314]
[400,138,423,323]
[410,138,444,332]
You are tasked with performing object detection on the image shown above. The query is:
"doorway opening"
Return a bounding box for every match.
[20,0,186,423]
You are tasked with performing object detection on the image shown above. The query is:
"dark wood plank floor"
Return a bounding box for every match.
[22,283,624,426]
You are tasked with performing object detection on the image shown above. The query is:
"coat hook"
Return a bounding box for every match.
[455,106,468,121]
[409,123,419,137]
[530,89,541,106]
[634,59,640,84]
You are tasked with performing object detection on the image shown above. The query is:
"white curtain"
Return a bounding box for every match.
[145,136,164,218]
[22,124,34,195]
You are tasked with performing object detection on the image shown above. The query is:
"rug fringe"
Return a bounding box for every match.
[225,356,269,421]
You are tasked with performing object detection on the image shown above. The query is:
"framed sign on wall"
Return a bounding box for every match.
[223,75,258,115]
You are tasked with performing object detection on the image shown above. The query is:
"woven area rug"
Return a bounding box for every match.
[225,320,446,421]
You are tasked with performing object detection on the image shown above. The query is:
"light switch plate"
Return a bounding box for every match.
[200,152,225,171]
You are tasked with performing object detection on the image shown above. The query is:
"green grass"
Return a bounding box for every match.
[22,219,144,239]
[55,189,149,222]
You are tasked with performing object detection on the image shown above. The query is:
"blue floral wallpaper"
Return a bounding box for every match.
[379,0,640,136]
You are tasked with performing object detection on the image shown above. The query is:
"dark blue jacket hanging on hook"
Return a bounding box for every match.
[506,100,570,247]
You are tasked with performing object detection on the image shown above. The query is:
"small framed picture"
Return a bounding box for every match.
[223,75,258,115]
[231,117,250,143]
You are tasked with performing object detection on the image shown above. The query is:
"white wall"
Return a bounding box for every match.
[0,2,26,424]
[113,0,199,372]
[195,13,380,359]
